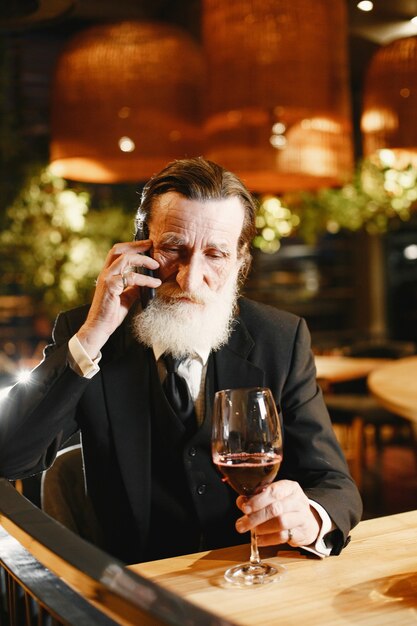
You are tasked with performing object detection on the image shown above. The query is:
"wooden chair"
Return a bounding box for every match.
[324,339,417,493]
[328,410,364,489]
[41,444,103,547]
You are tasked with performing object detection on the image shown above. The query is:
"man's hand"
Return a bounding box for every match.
[235,479,321,548]
[76,240,161,359]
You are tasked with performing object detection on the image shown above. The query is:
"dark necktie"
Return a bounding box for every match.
[162,354,197,433]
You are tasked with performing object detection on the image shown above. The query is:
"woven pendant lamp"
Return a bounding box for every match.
[361,36,417,167]
[202,0,353,193]
[50,21,204,183]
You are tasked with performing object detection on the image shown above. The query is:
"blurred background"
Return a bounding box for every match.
[1,0,417,514]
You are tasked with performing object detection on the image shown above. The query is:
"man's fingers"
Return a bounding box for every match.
[108,240,153,258]
[97,252,160,287]
[235,481,296,532]
[237,480,297,514]
[256,527,298,547]
[103,240,155,269]
[115,252,160,273]
[235,479,315,544]
[119,270,161,291]
[236,500,284,532]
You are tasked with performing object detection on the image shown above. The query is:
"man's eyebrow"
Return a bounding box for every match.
[159,234,186,245]
[206,242,231,254]
[159,234,231,252]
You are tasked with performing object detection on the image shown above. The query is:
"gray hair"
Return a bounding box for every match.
[135,157,258,280]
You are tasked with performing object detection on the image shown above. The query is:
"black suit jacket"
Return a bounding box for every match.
[0,298,362,562]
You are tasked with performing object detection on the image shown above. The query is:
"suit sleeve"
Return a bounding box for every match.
[279,318,363,554]
[0,311,90,479]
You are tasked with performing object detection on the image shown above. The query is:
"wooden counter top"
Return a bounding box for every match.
[131,510,417,626]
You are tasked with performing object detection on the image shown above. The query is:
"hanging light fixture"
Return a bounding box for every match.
[202,0,354,193]
[50,21,204,183]
[361,36,417,168]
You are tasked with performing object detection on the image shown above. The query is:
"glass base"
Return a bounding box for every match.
[224,561,286,586]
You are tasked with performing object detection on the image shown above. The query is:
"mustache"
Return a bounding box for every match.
[157,284,212,306]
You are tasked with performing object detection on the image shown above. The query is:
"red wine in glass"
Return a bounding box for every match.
[214,452,282,496]
[212,387,285,586]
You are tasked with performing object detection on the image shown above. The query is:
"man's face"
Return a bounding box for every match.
[149,191,245,302]
[132,191,245,357]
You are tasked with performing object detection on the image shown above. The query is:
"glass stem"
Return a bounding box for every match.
[249,529,261,566]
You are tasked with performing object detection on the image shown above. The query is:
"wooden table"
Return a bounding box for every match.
[131,510,417,626]
[368,355,417,424]
[314,354,392,384]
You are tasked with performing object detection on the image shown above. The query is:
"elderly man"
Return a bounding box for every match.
[0,157,362,564]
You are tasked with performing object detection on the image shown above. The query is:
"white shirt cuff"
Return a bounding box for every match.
[68,334,102,379]
[300,499,335,558]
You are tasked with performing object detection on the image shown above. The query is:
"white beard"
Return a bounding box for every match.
[132,272,239,358]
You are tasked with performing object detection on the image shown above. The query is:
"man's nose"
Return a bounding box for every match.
[176,255,204,293]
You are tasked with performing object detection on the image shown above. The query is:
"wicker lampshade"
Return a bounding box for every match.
[361,36,417,166]
[202,0,353,193]
[50,21,204,183]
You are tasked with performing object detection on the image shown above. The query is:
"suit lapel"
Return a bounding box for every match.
[214,315,265,392]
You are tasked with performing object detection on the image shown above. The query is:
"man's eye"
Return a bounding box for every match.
[163,247,189,260]
[206,250,226,260]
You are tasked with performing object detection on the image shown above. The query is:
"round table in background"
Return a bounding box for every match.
[314,355,392,385]
[367,355,417,423]
[314,354,395,488]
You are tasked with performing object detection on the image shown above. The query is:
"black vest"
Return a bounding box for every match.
[144,351,244,562]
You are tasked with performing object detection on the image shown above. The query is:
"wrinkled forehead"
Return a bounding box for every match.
[149,192,245,244]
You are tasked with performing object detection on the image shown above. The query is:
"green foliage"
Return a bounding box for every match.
[3,154,417,318]
[0,166,134,317]
[254,156,417,252]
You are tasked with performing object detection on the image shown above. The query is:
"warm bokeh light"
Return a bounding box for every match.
[254,196,300,253]
[404,244,417,260]
[118,136,135,152]
[357,1,373,12]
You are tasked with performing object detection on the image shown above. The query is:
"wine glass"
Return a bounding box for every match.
[212,387,285,586]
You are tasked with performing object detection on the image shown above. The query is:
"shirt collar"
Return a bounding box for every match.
[153,343,210,365]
